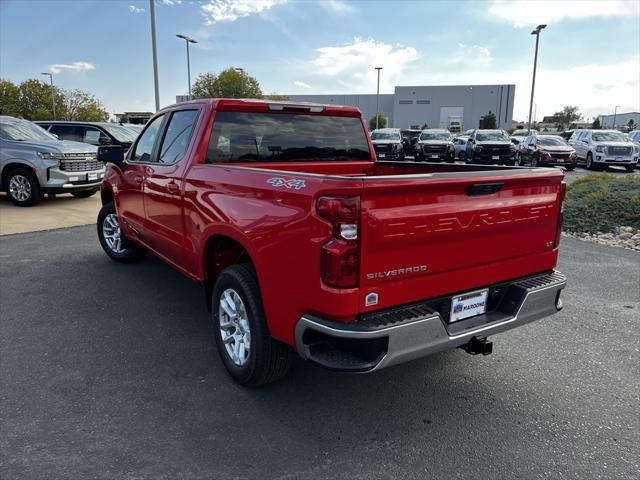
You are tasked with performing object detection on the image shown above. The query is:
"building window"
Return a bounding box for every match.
[398,100,413,105]
[416,100,430,104]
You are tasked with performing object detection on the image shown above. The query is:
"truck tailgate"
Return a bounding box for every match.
[359,170,564,312]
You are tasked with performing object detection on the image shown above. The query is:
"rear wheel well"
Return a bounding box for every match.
[203,235,253,311]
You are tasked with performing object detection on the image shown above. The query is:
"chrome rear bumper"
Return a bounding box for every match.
[295,270,566,372]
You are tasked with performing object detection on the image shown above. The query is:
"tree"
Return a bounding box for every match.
[0,79,20,116]
[420,122,428,129]
[554,106,582,127]
[62,89,109,121]
[16,79,64,120]
[368,113,387,130]
[479,111,497,129]
[591,117,602,129]
[264,93,289,100]
[192,68,263,99]
[627,119,636,131]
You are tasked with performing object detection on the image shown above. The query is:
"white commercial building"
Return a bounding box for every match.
[288,84,515,131]
[598,111,640,129]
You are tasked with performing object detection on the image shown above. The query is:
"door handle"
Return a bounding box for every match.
[166,181,180,194]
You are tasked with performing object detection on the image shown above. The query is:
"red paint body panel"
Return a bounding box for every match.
[102,99,564,348]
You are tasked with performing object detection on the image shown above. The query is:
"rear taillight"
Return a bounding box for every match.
[554,181,567,248]
[317,196,360,288]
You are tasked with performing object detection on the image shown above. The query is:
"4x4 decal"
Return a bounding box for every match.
[267,177,306,190]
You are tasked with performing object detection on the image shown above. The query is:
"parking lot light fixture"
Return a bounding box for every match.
[375,67,383,130]
[176,34,197,100]
[527,24,546,134]
[40,72,56,120]
[613,106,620,129]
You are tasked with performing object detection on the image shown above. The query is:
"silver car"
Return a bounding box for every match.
[0,116,105,206]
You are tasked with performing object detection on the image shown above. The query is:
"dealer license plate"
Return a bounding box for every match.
[431,155,439,159]
[492,155,500,160]
[450,289,488,323]
[87,173,98,181]
[378,153,386,158]
[615,157,623,162]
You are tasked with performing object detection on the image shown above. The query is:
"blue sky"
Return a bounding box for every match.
[1,0,638,122]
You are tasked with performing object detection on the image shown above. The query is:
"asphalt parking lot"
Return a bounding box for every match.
[1,226,638,479]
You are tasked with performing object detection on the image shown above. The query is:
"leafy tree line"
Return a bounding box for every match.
[0,78,109,121]
[191,67,288,101]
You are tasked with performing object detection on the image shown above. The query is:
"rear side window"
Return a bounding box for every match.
[131,115,164,162]
[206,112,370,163]
[159,110,199,164]
[49,125,82,142]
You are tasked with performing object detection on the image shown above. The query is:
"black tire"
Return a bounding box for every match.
[72,188,99,198]
[5,167,41,207]
[532,157,539,168]
[586,152,595,170]
[458,151,466,161]
[212,264,292,386]
[415,152,423,162]
[97,202,146,262]
[625,165,636,172]
[565,164,576,171]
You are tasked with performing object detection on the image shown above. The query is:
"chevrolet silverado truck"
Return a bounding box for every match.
[96,99,567,386]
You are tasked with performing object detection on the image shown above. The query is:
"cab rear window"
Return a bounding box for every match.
[206,112,371,163]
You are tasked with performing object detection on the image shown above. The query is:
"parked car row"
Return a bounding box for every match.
[0,116,144,206]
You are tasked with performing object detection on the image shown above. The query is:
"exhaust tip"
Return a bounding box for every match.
[555,292,564,311]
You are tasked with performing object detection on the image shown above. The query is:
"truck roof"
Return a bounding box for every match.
[166,98,363,117]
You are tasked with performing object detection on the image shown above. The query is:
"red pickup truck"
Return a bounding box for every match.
[96,99,567,386]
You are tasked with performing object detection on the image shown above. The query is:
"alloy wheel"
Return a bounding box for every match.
[9,174,31,202]
[219,288,251,366]
[102,213,124,253]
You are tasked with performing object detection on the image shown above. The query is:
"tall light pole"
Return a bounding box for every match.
[527,24,546,134]
[612,105,620,129]
[177,34,198,100]
[40,72,56,120]
[234,68,245,98]
[149,0,160,111]
[374,66,382,130]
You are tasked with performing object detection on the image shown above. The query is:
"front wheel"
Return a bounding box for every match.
[586,152,595,170]
[212,264,292,386]
[72,188,99,198]
[97,202,146,262]
[565,164,576,171]
[5,168,41,207]
[458,151,466,162]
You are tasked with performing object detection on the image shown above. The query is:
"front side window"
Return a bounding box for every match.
[82,127,103,145]
[131,115,164,162]
[159,110,199,164]
[206,112,370,163]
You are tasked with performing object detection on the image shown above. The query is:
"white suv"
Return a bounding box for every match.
[569,129,638,172]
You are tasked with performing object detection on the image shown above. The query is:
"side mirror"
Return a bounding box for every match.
[98,145,125,168]
[99,136,112,146]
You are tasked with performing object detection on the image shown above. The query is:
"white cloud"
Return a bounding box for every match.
[160,0,182,5]
[294,80,312,89]
[311,37,420,92]
[487,0,631,28]
[452,43,493,67]
[49,61,96,74]
[201,0,287,24]
[129,5,144,13]
[320,0,354,14]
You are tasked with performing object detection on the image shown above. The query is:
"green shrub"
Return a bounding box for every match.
[564,173,640,233]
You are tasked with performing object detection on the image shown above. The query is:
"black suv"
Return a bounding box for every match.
[37,121,138,150]
[466,129,517,165]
